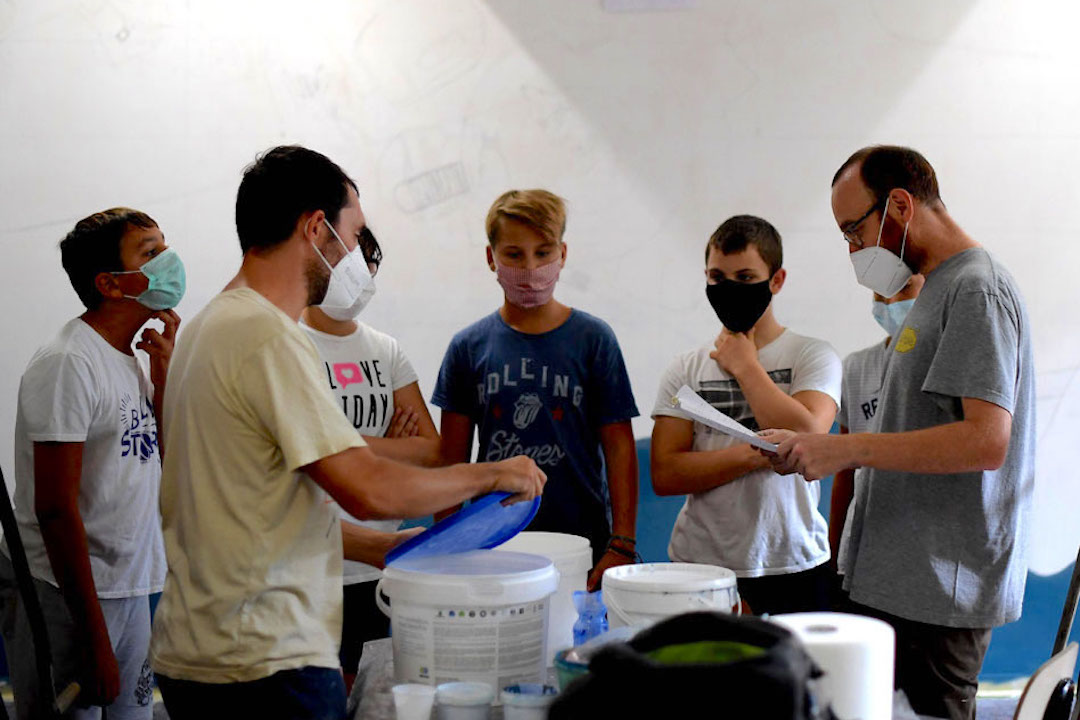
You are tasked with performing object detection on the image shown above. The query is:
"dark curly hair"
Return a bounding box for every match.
[60,208,157,310]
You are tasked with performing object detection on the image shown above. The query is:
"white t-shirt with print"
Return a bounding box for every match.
[835,338,889,573]
[9,318,165,598]
[302,321,420,584]
[652,330,842,577]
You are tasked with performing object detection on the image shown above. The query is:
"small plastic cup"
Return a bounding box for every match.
[500,684,558,720]
[435,681,494,720]
[392,683,436,720]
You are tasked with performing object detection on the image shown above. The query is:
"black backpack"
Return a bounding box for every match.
[549,611,836,720]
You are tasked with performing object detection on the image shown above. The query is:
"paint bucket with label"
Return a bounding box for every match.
[602,562,739,629]
[495,532,592,665]
[376,550,559,694]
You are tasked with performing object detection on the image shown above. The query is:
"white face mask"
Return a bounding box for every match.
[313,219,376,321]
[849,197,913,299]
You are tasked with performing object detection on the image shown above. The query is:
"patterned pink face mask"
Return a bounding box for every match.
[494,258,562,308]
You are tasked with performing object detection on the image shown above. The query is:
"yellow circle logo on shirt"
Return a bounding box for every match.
[895,327,917,353]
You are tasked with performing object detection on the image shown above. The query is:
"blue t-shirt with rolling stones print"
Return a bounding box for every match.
[432,310,639,556]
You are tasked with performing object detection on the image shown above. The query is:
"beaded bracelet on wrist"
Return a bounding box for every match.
[605,544,636,560]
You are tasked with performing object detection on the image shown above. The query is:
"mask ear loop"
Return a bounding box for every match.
[111,255,155,302]
[320,217,371,278]
[322,217,350,255]
[111,248,171,278]
[874,196,890,249]
[310,217,339,273]
[876,195,910,267]
[888,198,912,297]
[898,215,910,264]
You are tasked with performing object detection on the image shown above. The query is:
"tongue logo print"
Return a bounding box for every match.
[513,393,543,429]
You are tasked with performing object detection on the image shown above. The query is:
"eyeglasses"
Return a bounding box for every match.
[841,198,885,248]
[358,226,382,270]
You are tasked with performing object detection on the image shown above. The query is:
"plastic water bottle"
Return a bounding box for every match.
[572,590,608,646]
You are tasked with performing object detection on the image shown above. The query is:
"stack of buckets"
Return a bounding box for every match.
[375,532,591,692]
[497,532,593,666]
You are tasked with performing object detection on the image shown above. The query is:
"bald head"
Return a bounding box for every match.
[833,145,943,209]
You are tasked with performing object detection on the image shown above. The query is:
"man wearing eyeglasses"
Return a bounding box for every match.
[761,146,1034,720]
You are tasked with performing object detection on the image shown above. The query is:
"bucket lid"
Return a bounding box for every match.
[602,562,736,594]
[388,550,552,577]
[385,491,541,565]
[381,550,560,606]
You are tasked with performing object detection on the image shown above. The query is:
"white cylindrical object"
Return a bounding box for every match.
[771,612,895,720]
[378,550,559,695]
[602,562,739,629]
[496,532,592,664]
[392,683,436,720]
[436,681,494,720]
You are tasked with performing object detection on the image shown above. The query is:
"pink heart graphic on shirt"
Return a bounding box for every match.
[333,362,365,389]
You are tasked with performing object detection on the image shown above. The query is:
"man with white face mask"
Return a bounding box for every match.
[761,146,1035,720]
[300,223,439,691]
[150,146,546,720]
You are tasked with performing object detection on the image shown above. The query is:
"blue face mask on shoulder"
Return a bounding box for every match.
[112,248,187,310]
[871,298,915,337]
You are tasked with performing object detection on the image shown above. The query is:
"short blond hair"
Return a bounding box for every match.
[485,189,566,246]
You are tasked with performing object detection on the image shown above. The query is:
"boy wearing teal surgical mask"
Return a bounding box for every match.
[829,274,924,589]
[650,215,842,616]
[0,208,182,719]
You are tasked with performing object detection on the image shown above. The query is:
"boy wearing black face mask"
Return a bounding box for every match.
[650,215,841,615]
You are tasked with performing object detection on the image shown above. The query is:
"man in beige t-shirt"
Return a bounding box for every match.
[150,146,546,720]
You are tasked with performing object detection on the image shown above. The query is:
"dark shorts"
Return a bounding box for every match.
[735,562,836,617]
[339,580,390,675]
[157,666,346,720]
[844,600,992,720]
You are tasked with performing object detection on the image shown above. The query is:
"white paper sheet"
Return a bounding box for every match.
[671,385,779,452]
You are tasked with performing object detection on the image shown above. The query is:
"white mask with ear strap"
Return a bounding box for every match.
[313,218,376,320]
[849,197,914,299]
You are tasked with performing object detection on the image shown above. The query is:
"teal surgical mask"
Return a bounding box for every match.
[872,298,915,337]
[113,248,186,310]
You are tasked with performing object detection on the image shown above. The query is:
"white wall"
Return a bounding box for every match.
[1,0,1078,574]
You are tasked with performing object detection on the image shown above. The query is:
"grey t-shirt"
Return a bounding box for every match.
[842,248,1035,628]
[835,338,890,573]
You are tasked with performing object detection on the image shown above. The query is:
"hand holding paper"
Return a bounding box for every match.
[671,385,779,453]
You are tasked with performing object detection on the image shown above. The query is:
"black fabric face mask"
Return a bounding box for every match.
[706,278,774,333]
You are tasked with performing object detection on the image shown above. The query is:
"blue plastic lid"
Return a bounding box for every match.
[385,491,541,566]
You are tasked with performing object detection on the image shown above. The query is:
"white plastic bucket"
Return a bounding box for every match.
[602,562,739,629]
[495,532,591,665]
[376,550,559,693]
